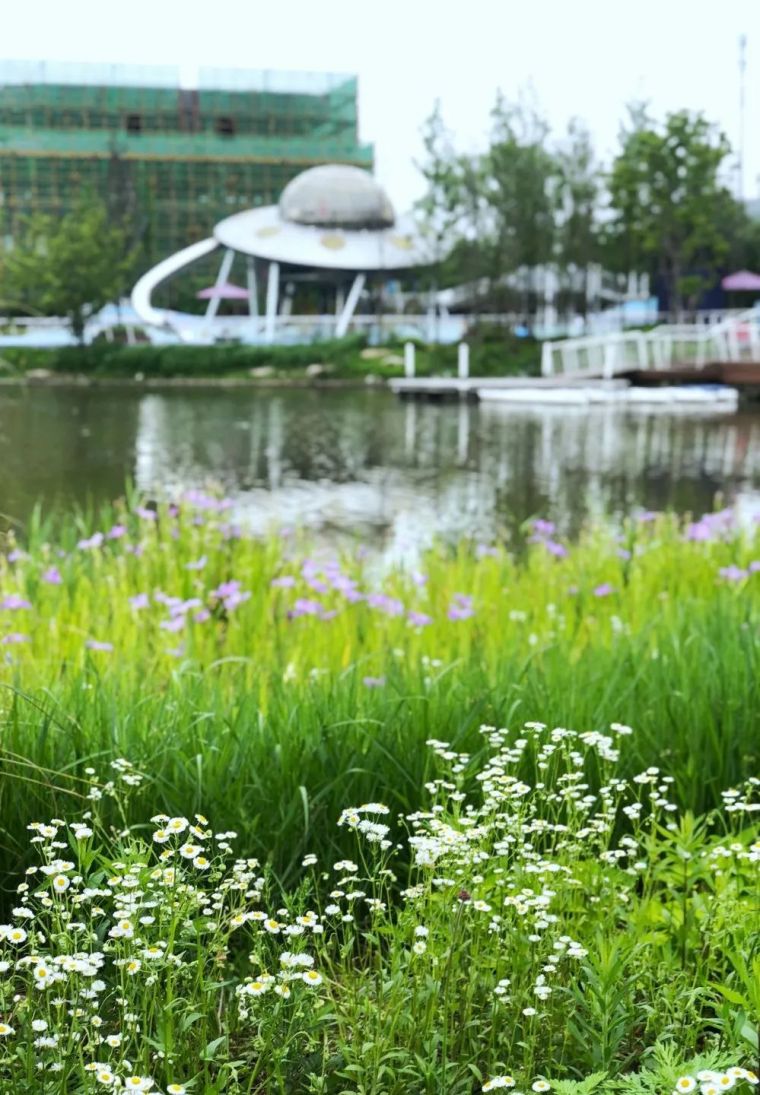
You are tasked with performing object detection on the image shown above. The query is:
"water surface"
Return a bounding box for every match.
[2,387,758,550]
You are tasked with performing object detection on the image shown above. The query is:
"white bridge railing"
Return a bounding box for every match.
[541,308,760,378]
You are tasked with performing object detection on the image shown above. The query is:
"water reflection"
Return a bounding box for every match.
[1,387,758,549]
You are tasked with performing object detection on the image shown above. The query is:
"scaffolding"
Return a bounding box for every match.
[0,60,373,265]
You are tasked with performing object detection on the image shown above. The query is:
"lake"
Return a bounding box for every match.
[2,386,759,552]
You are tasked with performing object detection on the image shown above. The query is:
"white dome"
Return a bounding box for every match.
[278,165,395,230]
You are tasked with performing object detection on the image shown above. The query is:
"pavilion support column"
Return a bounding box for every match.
[264,261,280,343]
[205,248,235,320]
[335,272,365,338]
[246,257,259,318]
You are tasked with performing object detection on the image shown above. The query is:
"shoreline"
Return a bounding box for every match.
[0,373,387,390]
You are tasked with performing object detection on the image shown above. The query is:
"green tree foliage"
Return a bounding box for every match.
[607,108,738,311]
[2,198,138,341]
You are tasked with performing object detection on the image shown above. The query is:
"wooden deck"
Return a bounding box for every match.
[623,362,760,387]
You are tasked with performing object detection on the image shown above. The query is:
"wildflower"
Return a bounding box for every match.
[1,594,32,610]
[412,940,427,954]
[533,1083,551,1093]
[32,963,53,987]
[1,632,29,645]
[302,970,323,986]
[42,566,62,585]
[129,593,150,610]
[96,1070,116,1086]
[167,1087,187,1095]
[362,675,386,688]
[124,1078,153,1091]
[0,1023,14,1036]
[7,927,27,944]
[263,918,281,934]
[483,1077,515,1091]
[179,843,202,860]
[593,583,615,597]
[31,1019,48,1032]
[86,639,114,652]
[244,980,270,997]
[52,874,70,893]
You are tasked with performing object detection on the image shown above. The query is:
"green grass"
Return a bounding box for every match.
[0,498,756,1091]
[0,331,541,380]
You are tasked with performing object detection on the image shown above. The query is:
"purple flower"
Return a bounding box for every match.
[412,572,428,587]
[85,639,113,652]
[212,580,241,599]
[288,598,327,619]
[1,594,32,610]
[2,632,29,645]
[185,556,207,571]
[107,524,126,540]
[718,565,747,582]
[748,560,760,573]
[134,506,157,521]
[77,532,104,551]
[42,566,62,585]
[362,676,386,688]
[167,644,185,658]
[617,548,632,561]
[593,583,615,598]
[408,611,433,627]
[125,544,144,557]
[446,604,477,621]
[271,576,296,589]
[544,539,568,558]
[7,549,27,563]
[223,590,250,612]
[129,593,150,610]
[476,544,499,559]
[194,608,211,623]
[367,593,405,617]
[170,598,202,617]
[532,519,556,536]
[160,617,186,633]
[638,510,658,523]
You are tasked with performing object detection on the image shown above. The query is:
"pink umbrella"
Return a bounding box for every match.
[721,270,760,291]
[196,281,249,300]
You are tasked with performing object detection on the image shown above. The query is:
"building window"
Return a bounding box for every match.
[126,114,142,135]
[215,116,235,137]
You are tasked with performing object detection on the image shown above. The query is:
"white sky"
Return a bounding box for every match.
[5,0,758,210]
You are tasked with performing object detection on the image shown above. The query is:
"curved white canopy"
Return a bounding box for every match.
[213,205,426,271]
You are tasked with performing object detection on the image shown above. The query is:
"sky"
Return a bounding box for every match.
[4,0,758,211]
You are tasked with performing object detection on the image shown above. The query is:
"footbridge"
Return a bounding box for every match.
[540,308,760,386]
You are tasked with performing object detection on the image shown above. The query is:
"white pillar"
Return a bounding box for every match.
[541,341,554,376]
[457,341,470,379]
[335,272,366,338]
[281,282,294,317]
[404,341,416,377]
[264,261,280,344]
[205,248,235,320]
[246,257,259,318]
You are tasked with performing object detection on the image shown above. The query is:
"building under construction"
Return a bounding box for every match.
[0,61,373,272]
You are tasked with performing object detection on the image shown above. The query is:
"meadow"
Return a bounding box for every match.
[0,495,757,1093]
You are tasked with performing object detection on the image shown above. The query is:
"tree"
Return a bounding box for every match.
[487,92,559,284]
[556,119,600,303]
[607,108,739,313]
[3,198,138,341]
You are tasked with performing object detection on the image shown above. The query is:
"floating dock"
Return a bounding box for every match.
[389,376,740,410]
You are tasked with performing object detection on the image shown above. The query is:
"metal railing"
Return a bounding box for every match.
[540,308,760,378]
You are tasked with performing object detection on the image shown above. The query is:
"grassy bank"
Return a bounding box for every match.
[0,331,541,381]
[0,500,757,1091]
